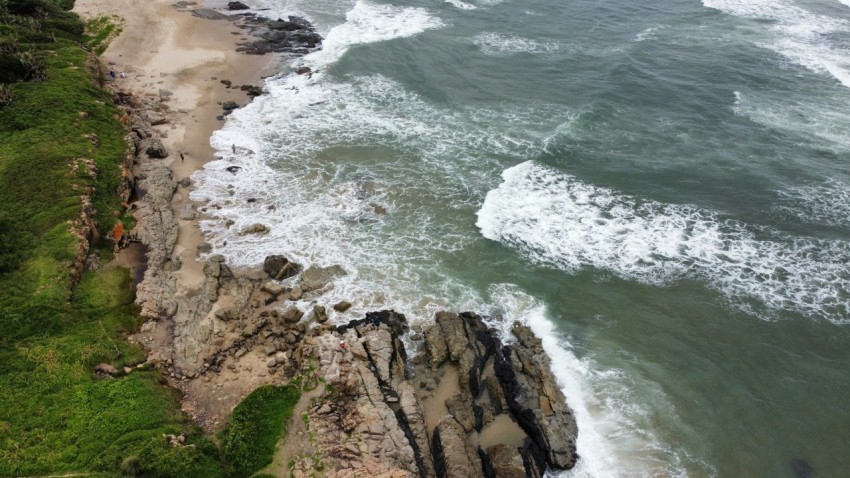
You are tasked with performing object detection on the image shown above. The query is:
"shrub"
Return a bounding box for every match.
[114,435,223,478]
[222,385,300,478]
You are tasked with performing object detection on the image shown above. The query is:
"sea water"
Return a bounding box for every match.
[195,0,850,475]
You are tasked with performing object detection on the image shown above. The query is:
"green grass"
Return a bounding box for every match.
[222,385,301,478]
[0,267,222,476]
[0,2,224,476]
[82,15,124,56]
[0,31,131,331]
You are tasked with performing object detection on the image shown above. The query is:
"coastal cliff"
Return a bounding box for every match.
[118,49,579,472]
[0,0,580,475]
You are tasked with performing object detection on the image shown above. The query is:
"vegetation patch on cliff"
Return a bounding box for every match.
[222,384,301,478]
[0,1,220,476]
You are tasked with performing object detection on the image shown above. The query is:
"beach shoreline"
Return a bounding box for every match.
[74,0,276,293]
[69,1,581,475]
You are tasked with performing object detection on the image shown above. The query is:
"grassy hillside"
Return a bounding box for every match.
[0,1,223,475]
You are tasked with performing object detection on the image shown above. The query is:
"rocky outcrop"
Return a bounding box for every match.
[495,324,578,470]
[66,157,100,298]
[287,311,578,477]
[418,313,577,476]
[263,254,301,280]
[232,14,323,55]
[191,8,227,20]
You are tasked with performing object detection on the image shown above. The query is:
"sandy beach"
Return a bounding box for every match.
[74,0,275,290]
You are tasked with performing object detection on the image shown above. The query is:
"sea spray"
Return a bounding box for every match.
[477,161,850,324]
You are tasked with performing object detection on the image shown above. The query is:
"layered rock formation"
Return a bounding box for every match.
[115,6,579,475]
[289,310,579,477]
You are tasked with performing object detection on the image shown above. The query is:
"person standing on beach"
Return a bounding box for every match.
[232,144,236,154]
[180,152,185,162]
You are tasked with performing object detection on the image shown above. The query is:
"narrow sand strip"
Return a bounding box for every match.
[73,0,276,289]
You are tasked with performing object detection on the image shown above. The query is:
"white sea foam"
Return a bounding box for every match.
[703,0,850,87]
[300,0,445,69]
[775,179,850,228]
[192,2,688,475]
[484,285,701,478]
[477,161,850,324]
[732,89,850,150]
[193,71,562,320]
[635,26,664,42]
[445,0,477,10]
[472,32,560,55]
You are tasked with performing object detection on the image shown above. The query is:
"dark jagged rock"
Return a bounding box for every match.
[221,100,239,111]
[240,84,263,97]
[225,165,241,173]
[420,313,578,475]
[336,309,408,337]
[227,1,250,10]
[294,308,578,476]
[262,254,301,280]
[232,15,323,55]
[191,8,227,20]
[494,323,579,470]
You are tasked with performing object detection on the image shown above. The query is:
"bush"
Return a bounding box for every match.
[112,434,223,478]
[0,53,27,82]
[222,385,300,478]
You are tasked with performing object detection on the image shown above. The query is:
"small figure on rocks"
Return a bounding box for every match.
[109,69,116,79]
[339,340,346,349]
[120,71,126,79]
[180,152,185,162]
[232,144,236,154]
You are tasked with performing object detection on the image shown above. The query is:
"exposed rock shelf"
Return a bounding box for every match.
[114,6,580,475]
[293,310,579,477]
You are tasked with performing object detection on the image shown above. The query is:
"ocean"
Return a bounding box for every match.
[195,0,850,475]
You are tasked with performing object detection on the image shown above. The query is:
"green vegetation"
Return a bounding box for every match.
[0,1,219,476]
[222,385,301,478]
[82,15,123,56]
[1,2,302,476]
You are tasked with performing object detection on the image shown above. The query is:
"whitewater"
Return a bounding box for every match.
[195,0,850,475]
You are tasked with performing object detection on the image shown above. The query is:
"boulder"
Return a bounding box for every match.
[240,223,269,235]
[310,305,328,323]
[263,254,301,280]
[299,264,346,291]
[240,84,264,97]
[147,112,167,126]
[333,301,352,313]
[145,139,169,159]
[432,418,481,478]
[487,444,527,478]
[227,1,250,9]
[281,306,303,323]
[261,281,286,296]
[94,363,118,377]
